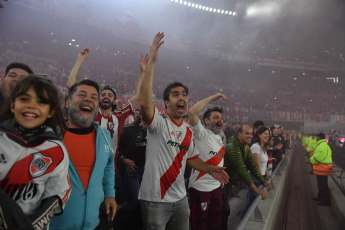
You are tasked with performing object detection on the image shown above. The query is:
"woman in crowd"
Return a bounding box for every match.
[241,126,273,218]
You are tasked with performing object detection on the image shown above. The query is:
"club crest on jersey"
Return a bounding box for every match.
[201,202,207,211]
[176,131,183,141]
[29,152,52,177]
[108,122,114,130]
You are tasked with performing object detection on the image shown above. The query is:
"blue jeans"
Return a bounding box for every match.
[241,173,264,218]
[140,196,190,230]
[120,166,144,204]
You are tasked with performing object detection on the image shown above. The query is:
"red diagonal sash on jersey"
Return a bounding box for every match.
[160,127,192,200]
[194,146,225,181]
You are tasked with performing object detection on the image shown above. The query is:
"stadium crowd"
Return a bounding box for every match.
[0,2,343,230]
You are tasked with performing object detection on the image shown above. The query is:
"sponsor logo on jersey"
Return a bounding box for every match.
[170,131,175,136]
[166,140,189,151]
[104,145,110,153]
[32,198,60,230]
[1,179,39,201]
[176,131,183,141]
[29,152,52,178]
[201,202,207,211]
[209,150,225,158]
[0,153,7,164]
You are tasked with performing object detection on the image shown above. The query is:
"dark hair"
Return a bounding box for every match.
[253,126,271,151]
[4,62,33,78]
[68,79,99,99]
[253,120,265,130]
[101,85,117,99]
[101,85,117,110]
[163,82,189,107]
[316,133,325,139]
[0,74,67,137]
[203,107,223,124]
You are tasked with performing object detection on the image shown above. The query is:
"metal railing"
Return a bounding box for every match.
[235,147,291,230]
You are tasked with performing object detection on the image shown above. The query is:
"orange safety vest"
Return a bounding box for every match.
[313,163,333,176]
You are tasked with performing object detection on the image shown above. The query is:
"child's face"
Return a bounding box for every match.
[11,87,54,129]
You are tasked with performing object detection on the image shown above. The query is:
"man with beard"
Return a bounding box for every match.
[66,48,148,172]
[0,62,33,110]
[187,93,227,230]
[222,125,271,229]
[50,80,117,230]
[139,32,229,230]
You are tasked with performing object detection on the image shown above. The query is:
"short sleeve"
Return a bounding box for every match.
[250,143,261,155]
[147,107,165,134]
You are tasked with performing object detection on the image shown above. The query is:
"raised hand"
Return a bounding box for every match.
[149,32,165,63]
[77,48,89,62]
[211,93,227,101]
[140,53,149,72]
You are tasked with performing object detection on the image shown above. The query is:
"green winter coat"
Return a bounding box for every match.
[224,136,266,186]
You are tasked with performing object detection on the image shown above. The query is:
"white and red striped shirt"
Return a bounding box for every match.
[95,101,133,170]
[188,121,224,192]
[139,108,198,202]
[0,132,71,215]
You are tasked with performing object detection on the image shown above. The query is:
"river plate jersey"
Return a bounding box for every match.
[188,121,224,192]
[138,108,199,202]
[95,101,133,170]
[0,131,71,215]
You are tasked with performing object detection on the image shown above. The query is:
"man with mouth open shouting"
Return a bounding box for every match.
[187,94,227,230]
[50,79,117,229]
[66,48,147,172]
[138,32,229,230]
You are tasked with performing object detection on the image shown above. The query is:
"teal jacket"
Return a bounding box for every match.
[224,136,266,186]
[50,123,115,230]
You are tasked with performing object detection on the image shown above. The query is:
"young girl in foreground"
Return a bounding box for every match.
[0,75,71,229]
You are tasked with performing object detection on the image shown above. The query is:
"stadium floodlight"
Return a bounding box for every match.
[69,43,72,46]
[71,39,76,42]
[169,0,236,17]
[76,45,79,47]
